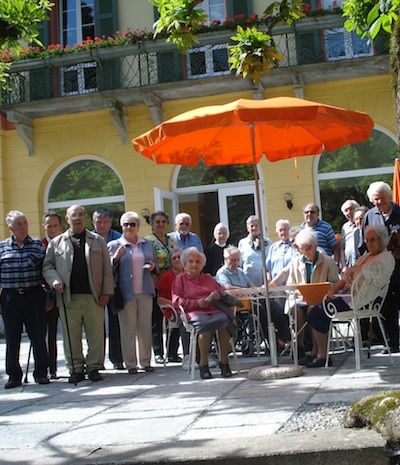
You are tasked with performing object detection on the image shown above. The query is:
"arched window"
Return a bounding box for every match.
[45,157,125,230]
[317,128,397,232]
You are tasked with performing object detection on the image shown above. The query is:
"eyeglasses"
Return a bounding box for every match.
[299,245,314,253]
[123,222,137,228]
[303,211,317,215]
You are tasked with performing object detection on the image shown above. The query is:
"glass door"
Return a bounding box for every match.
[218,184,266,246]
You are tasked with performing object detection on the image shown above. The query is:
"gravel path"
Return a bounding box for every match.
[277,402,350,433]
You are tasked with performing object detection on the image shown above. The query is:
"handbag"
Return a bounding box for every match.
[109,266,124,314]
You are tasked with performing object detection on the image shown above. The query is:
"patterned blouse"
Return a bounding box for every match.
[145,232,178,275]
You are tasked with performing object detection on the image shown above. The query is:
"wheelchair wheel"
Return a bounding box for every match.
[241,338,255,357]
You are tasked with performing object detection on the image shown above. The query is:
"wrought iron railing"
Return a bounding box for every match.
[1,16,388,105]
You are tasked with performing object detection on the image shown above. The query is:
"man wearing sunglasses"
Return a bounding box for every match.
[43,205,114,384]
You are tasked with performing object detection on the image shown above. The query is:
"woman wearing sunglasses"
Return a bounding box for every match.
[108,211,157,374]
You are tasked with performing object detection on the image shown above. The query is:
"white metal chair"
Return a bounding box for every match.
[159,303,180,367]
[178,305,239,379]
[322,263,393,369]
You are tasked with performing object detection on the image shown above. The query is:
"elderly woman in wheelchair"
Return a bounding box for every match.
[305,224,395,368]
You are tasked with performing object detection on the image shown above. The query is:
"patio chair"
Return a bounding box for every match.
[322,264,392,369]
[178,305,239,379]
[159,303,181,367]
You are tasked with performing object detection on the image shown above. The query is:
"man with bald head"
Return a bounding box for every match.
[43,205,114,383]
[300,203,339,263]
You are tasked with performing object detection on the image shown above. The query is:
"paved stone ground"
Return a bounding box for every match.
[0,334,399,465]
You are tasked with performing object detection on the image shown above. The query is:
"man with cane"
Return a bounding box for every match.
[0,211,49,389]
[43,205,113,384]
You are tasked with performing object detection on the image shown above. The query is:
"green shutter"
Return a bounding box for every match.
[153,6,183,83]
[94,0,119,90]
[227,0,253,17]
[30,20,51,101]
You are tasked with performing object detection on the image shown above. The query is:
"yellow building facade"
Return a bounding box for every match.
[0,0,397,243]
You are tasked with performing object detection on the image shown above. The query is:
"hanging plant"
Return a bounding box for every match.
[228,26,284,83]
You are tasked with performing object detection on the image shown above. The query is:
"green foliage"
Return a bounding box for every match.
[0,0,53,49]
[49,160,123,202]
[228,26,283,82]
[177,160,254,188]
[152,0,208,53]
[263,0,306,32]
[319,129,397,231]
[343,0,400,40]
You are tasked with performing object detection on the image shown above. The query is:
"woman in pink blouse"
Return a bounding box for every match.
[172,247,233,379]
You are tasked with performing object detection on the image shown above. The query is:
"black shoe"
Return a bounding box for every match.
[35,377,50,385]
[298,354,314,366]
[113,362,125,370]
[128,368,138,374]
[144,366,155,373]
[5,378,22,390]
[50,373,58,380]
[306,357,332,368]
[154,356,165,364]
[220,363,232,378]
[167,355,182,363]
[88,370,102,382]
[199,365,212,379]
[68,372,85,384]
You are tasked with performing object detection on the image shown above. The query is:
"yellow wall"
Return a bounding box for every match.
[0,74,395,241]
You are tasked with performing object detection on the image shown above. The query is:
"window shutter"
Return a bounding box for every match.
[30,20,51,101]
[227,0,253,17]
[153,6,182,83]
[94,0,120,90]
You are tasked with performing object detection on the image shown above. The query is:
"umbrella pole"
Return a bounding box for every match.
[249,124,278,366]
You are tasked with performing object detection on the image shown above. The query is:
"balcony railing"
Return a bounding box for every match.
[1,16,388,106]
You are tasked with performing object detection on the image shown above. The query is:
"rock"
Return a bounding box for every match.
[248,365,303,380]
[343,391,400,444]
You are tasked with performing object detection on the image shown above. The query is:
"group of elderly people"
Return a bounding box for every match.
[107,197,398,379]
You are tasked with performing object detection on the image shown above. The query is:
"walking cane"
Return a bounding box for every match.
[24,342,32,383]
[61,293,77,386]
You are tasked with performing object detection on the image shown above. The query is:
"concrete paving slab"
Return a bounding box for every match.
[0,335,398,465]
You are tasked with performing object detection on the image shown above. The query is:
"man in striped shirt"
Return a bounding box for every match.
[0,210,49,389]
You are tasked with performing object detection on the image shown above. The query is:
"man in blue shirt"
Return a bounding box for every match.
[0,210,49,389]
[168,213,203,252]
[92,208,124,370]
[266,219,296,284]
[300,203,339,263]
[216,246,290,347]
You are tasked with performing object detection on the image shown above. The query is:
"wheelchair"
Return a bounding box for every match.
[233,299,266,357]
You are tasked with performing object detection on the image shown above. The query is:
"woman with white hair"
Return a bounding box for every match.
[204,222,230,276]
[108,211,157,374]
[286,229,340,364]
[362,180,400,353]
[306,225,395,367]
[172,247,233,379]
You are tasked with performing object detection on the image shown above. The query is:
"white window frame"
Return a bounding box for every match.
[324,28,373,62]
[186,43,230,79]
[60,0,97,96]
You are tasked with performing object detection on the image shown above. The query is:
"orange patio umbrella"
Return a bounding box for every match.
[132,96,374,366]
[133,97,374,167]
[393,158,400,205]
